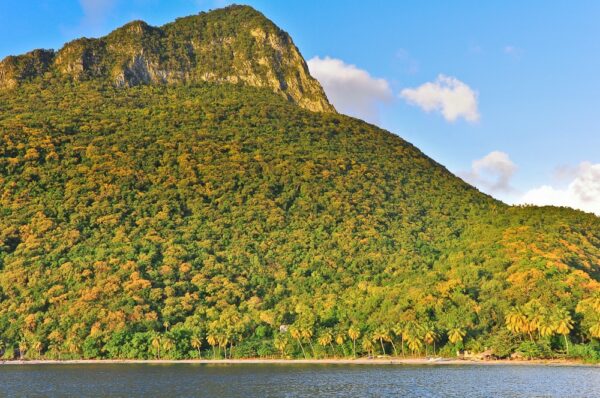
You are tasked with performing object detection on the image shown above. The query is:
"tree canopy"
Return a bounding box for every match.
[0,78,598,361]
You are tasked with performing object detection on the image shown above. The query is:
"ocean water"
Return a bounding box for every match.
[0,363,599,397]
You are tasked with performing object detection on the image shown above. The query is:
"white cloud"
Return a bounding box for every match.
[460,151,517,194]
[79,0,116,26]
[520,162,600,215]
[307,56,393,124]
[400,74,480,123]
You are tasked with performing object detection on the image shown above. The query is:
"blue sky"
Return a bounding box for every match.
[1,1,599,214]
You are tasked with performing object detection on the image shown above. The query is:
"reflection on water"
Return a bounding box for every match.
[0,363,599,397]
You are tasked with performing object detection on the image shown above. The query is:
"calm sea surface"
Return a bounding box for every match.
[0,363,599,397]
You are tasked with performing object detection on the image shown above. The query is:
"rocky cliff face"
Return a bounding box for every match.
[0,49,55,90]
[0,6,334,113]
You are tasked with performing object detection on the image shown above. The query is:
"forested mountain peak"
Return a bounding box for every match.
[0,5,334,113]
[0,6,598,362]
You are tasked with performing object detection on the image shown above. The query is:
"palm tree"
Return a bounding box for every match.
[218,334,229,359]
[18,341,27,360]
[301,327,315,357]
[361,336,374,357]
[335,332,346,357]
[372,328,390,356]
[576,296,600,340]
[273,334,288,358]
[317,330,333,358]
[162,337,175,358]
[506,307,528,337]
[151,334,162,359]
[33,341,43,358]
[348,326,360,358]
[191,336,202,358]
[405,333,423,355]
[289,326,307,359]
[506,306,540,341]
[552,308,573,355]
[206,333,218,359]
[536,314,554,339]
[228,333,238,359]
[423,327,438,356]
[392,323,406,357]
[448,328,466,345]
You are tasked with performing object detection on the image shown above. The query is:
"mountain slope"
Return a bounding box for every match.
[0,5,334,113]
[0,7,598,361]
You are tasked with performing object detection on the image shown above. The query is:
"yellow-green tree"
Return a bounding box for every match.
[206,333,218,359]
[506,305,537,341]
[163,336,175,357]
[448,328,465,345]
[348,326,360,358]
[301,327,314,357]
[18,341,27,360]
[289,326,307,359]
[151,334,162,359]
[317,330,333,358]
[392,323,406,357]
[423,326,438,356]
[576,296,600,341]
[218,334,229,359]
[273,334,288,358]
[372,327,391,356]
[405,332,423,355]
[361,336,374,357]
[33,341,43,358]
[191,335,202,358]
[335,332,346,357]
[552,308,573,355]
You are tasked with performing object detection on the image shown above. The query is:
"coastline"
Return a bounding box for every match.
[1,358,597,367]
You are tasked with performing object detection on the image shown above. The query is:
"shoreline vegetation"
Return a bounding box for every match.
[1,358,598,367]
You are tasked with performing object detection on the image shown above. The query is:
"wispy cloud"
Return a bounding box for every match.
[400,75,480,123]
[62,0,117,38]
[307,56,393,124]
[460,151,517,194]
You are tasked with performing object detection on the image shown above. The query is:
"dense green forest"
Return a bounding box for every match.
[0,6,599,362]
[0,80,598,361]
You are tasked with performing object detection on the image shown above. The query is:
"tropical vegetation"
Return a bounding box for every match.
[0,6,598,362]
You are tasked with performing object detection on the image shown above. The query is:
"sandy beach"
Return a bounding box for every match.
[1,358,597,366]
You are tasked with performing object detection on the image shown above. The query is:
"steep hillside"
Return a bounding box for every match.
[0,6,598,361]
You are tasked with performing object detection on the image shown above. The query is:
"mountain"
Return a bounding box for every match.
[0,6,598,361]
[0,6,333,113]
